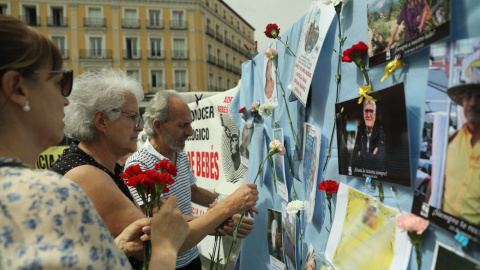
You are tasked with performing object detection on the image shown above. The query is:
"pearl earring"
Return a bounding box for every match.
[23,101,30,112]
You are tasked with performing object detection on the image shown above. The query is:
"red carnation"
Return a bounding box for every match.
[318,180,339,194]
[120,164,142,179]
[342,41,368,65]
[244,43,249,51]
[264,23,280,39]
[239,107,246,114]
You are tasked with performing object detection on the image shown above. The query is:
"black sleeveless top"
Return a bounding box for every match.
[50,141,142,269]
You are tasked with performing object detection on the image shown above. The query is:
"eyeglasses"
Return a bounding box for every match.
[32,70,73,97]
[110,108,142,128]
[364,109,375,114]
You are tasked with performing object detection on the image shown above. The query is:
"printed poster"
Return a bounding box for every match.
[185,87,248,195]
[335,83,411,187]
[282,203,297,270]
[291,2,335,106]
[411,37,480,244]
[303,123,321,223]
[273,128,289,202]
[367,0,451,67]
[264,42,279,107]
[268,208,286,270]
[325,183,411,270]
[431,241,480,270]
[239,118,254,167]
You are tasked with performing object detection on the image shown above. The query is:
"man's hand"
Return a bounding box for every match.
[115,218,151,259]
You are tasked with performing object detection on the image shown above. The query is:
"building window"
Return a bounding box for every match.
[52,36,67,58]
[171,10,186,29]
[147,10,163,29]
[206,0,210,7]
[237,21,240,30]
[89,37,103,58]
[209,73,214,91]
[206,18,213,36]
[223,10,226,19]
[0,3,9,15]
[227,78,231,89]
[123,8,139,28]
[172,38,187,59]
[124,38,139,59]
[243,26,245,34]
[48,6,66,27]
[126,70,140,82]
[174,70,188,91]
[230,16,233,24]
[86,7,104,27]
[149,38,163,59]
[215,3,218,13]
[218,76,223,91]
[151,70,164,91]
[21,5,39,26]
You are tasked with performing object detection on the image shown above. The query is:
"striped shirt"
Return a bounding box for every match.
[125,139,198,268]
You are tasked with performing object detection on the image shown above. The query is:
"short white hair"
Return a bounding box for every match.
[143,90,181,138]
[363,99,376,112]
[64,68,144,141]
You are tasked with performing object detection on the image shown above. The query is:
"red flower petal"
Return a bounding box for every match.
[264,23,280,39]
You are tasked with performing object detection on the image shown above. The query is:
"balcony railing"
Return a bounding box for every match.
[172,50,188,60]
[233,66,241,75]
[216,59,224,68]
[148,84,166,93]
[147,50,165,59]
[122,18,140,28]
[206,26,214,37]
[231,43,238,52]
[215,32,223,42]
[84,17,106,27]
[146,19,164,29]
[79,49,112,59]
[172,83,189,92]
[207,54,216,65]
[47,16,67,27]
[225,63,232,71]
[123,50,141,60]
[19,15,40,26]
[208,85,219,92]
[224,38,231,47]
[170,20,187,30]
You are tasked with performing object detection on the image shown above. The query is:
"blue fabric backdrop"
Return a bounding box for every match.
[229,1,480,269]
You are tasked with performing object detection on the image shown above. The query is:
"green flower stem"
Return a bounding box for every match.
[377,181,384,202]
[276,37,296,57]
[327,198,333,227]
[323,9,344,172]
[273,66,300,158]
[361,66,371,86]
[286,148,298,200]
[264,132,278,192]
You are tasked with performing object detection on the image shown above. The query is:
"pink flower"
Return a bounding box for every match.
[397,214,429,235]
[269,139,286,156]
[251,101,260,112]
[264,48,278,61]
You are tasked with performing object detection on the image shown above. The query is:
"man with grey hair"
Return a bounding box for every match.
[350,99,387,173]
[125,90,256,269]
[442,50,480,225]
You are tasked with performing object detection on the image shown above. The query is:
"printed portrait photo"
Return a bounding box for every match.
[267,209,285,265]
[366,0,451,67]
[335,83,411,187]
[411,37,480,243]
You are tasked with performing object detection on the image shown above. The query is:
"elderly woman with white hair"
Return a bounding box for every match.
[51,68,259,269]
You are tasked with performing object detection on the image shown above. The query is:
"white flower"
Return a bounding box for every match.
[258,102,274,117]
[322,0,333,4]
[286,200,305,215]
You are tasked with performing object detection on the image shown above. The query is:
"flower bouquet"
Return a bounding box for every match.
[120,160,177,270]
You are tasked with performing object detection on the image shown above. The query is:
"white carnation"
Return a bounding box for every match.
[286,200,305,215]
[258,102,274,117]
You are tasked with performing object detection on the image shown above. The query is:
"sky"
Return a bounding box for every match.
[223,0,312,52]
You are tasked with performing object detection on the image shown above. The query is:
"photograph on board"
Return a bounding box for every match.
[335,83,411,187]
[366,0,451,67]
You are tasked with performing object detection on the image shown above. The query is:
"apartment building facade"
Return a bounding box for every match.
[1,0,255,94]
